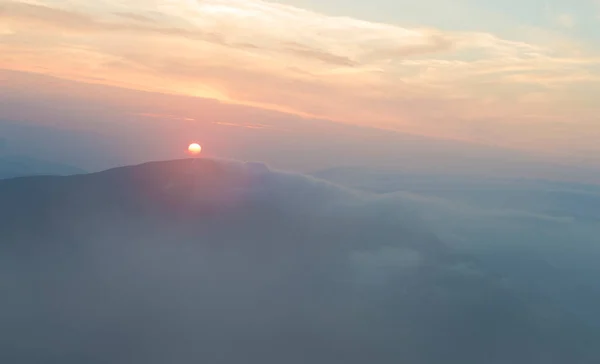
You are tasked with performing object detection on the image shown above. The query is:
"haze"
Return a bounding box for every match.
[1,1,600,363]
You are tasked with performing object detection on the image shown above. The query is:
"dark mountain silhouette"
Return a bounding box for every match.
[1,158,598,364]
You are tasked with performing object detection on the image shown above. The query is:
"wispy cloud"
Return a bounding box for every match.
[133,112,272,129]
[543,3,577,29]
[213,121,268,129]
[1,0,599,158]
[555,13,576,28]
[132,112,196,122]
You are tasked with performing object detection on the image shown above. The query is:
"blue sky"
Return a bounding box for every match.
[275,0,600,42]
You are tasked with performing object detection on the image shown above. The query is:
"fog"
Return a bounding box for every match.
[314,167,600,327]
[1,159,598,363]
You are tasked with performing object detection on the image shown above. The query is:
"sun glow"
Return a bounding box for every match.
[187,143,202,155]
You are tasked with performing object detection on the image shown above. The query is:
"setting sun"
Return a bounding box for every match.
[188,143,202,155]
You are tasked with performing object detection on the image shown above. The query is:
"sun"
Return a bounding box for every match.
[187,143,202,155]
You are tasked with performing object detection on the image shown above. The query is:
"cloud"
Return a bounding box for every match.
[1,158,599,363]
[542,4,577,30]
[0,1,225,42]
[312,165,600,325]
[281,41,357,67]
[133,112,272,129]
[0,2,97,31]
[0,22,13,35]
[213,121,269,129]
[133,112,196,122]
[112,11,157,24]
[556,13,576,28]
[0,0,599,159]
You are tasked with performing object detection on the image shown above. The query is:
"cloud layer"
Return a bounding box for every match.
[1,158,599,363]
[1,0,600,159]
[313,165,600,324]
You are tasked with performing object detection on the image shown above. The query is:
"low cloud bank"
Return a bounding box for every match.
[314,166,600,327]
[1,158,598,363]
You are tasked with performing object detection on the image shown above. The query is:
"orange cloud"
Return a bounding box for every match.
[1,0,599,158]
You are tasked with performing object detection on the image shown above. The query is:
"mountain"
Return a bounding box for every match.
[1,158,598,364]
[0,154,85,179]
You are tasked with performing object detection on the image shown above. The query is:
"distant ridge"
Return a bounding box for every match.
[0,154,86,179]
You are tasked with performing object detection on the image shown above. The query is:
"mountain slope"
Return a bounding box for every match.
[1,159,598,364]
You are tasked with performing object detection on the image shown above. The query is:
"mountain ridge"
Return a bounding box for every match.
[1,158,599,363]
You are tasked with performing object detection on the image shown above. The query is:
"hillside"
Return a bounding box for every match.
[1,158,598,364]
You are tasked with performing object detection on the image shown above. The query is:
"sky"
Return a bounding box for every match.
[0,0,599,170]
[3,3,600,360]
